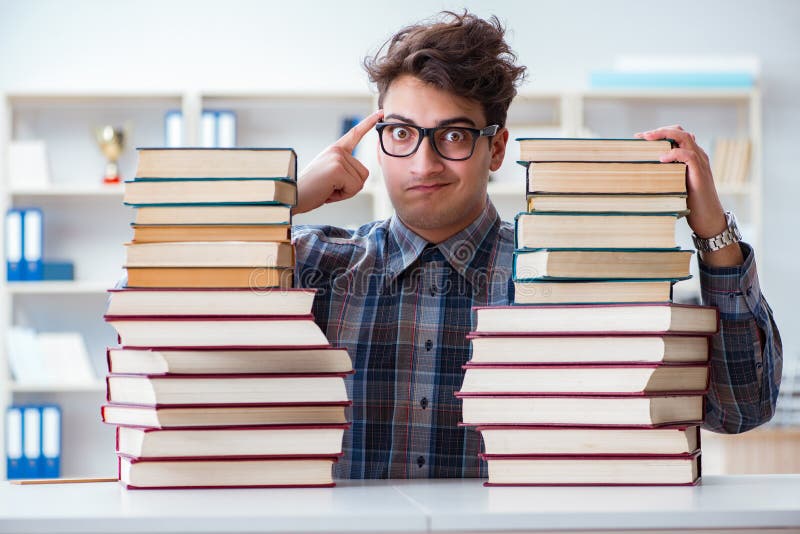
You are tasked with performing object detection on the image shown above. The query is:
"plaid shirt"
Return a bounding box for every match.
[293,200,782,479]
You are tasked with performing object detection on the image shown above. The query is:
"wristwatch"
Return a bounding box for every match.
[691,211,742,253]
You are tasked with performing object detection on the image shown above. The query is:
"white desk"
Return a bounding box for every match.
[1,476,799,534]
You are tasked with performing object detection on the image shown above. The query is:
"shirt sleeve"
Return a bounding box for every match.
[699,242,783,433]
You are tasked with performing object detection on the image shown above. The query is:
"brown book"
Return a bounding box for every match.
[515,212,679,249]
[131,224,291,243]
[467,334,710,365]
[125,267,293,289]
[527,194,688,214]
[477,424,700,456]
[106,288,315,316]
[525,162,686,194]
[124,178,297,206]
[513,249,692,281]
[101,403,349,427]
[135,148,297,179]
[513,280,673,305]
[134,205,291,225]
[116,424,349,459]
[106,346,353,375]
[124,241,294,268]
[518,138,674,162]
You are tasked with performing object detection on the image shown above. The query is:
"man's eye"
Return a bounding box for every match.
[441,129,467,143]
[390,127,412,141]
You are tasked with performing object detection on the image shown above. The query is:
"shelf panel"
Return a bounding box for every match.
[9,381,106,393]
[581,88,755,101]
[7,281,113,294]
[10,186,124,197]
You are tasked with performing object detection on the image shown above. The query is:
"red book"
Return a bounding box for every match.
[118,455,342,489]
[103,315,330,348]
[479,451,701,486]
[101,402,351,428]
[459,362,709,396]
[106,373,351,407]
[115,423,350,459]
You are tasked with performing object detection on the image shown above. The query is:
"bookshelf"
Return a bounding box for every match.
[0,87,768,479]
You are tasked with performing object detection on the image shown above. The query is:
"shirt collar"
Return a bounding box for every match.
[386,199,501,285]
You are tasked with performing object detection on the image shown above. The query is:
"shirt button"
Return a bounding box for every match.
[420,397,429,409]
[425,339,433,351]
[417,456,425,468]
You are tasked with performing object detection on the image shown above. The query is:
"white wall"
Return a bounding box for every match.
[2,0,798,349]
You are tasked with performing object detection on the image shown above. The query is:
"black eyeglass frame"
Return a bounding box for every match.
[375,122,500,161]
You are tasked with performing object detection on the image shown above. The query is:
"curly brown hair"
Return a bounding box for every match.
[363,11,526,128]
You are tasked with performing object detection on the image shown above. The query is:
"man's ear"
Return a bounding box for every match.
[489,127,509,172]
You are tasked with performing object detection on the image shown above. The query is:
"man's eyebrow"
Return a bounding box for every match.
[383,114,477,128]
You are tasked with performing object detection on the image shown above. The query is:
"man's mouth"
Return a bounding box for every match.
[407,182,452,193]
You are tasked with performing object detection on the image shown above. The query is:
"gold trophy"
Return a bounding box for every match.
[94,125,125,184]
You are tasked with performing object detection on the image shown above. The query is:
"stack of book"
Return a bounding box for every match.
[102,148,352,489]
[458,138,719,486]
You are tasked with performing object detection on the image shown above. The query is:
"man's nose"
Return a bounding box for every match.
[409,134,445,176]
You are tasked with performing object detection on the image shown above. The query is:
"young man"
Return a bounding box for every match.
[293,12,782,479]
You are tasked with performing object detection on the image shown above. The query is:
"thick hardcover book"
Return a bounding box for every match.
[457,393,705,426]
[124,241,295,268]
[118,454,340,489]
[101,402,351,428]
[106,346,353,375]
[472,303,720,335]
[523,161,687,194]
[467,333,710,365]
[115,423,350,459]
[103,315,330,348]
[105,373,351,407]
[106,288,316,317]
[476,424,701,456]
[124,177,297,206]
[133,204,292,225]
[130,223,291,243]
[513,279,674,305]
[512,248,692,282]
[526,193,688,214]
[515,212,680,249]
[124,266,293,289]
[135,147,297,180]
[459,363,709,395]
[479,451,701,486]
[516,138,676,163]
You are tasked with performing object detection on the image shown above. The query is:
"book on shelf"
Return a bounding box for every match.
[130,223,291,243]
[513,279,674,305]
[476,424,700,456]
[118,455,339,489]
[124,241,295,268]
[457,394,704,426]
[467,334,710,365]
[5,405,61,479]
[116,424,350,459]
[515,212,680,249]
[527,194,688,214]
[124,266,294,289]
[101,402,350,428]
[133,204,292,225]
[473,303,719,335]
[135,147,297,180]
[106,288,316,317]
[480,451,701,486]
[106,373,351,406]
[123,178,297,206]
[523,162,687,194]
[5,208,44,281]
[517,138,675,162]
[106,346,353,375]
[458,363,709,395]
[513,249,692,281]
[104,315,331,347]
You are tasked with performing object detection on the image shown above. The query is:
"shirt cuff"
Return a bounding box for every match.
[698,242,761,316]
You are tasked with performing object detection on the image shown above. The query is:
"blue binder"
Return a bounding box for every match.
[4,209,23,281]
[22,406,41,478]
[40,405,61,478]
[22,208,44,281]
[5,406,24,479]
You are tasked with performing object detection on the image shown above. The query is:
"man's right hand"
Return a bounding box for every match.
[293,109,384,215]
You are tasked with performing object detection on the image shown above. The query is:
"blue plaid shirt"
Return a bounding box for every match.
[293,200,782,479]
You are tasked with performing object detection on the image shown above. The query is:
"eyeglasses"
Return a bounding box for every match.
[375,122,500,161]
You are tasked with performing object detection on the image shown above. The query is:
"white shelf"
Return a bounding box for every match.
[581,88,756,101]
[9,381,105,393]
[10,185,124,197]
[7,281,112,294]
